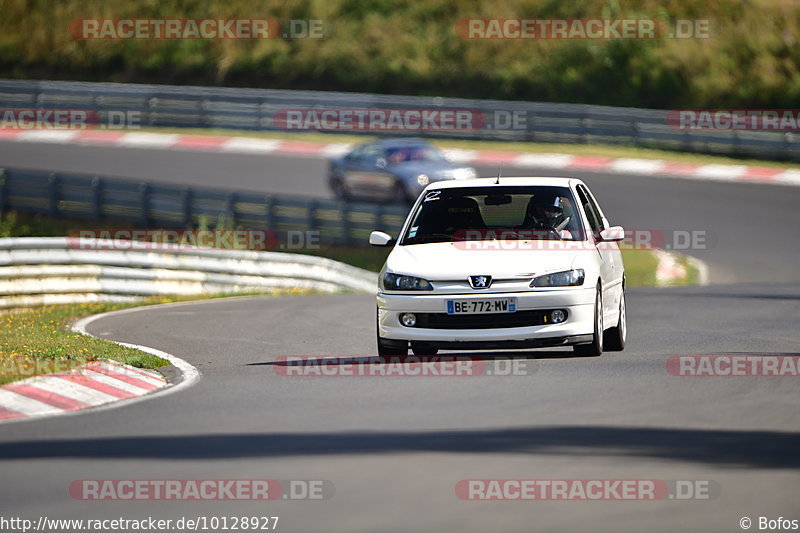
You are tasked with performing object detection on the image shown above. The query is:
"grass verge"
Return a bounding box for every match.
[0,289,310,386]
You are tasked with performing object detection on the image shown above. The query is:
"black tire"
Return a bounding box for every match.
[410,342,438,356]
[392,182,411,205]
[330,177,349,201]
[574,286,603,357]
[603,290,626,352]
[378,336,407,356]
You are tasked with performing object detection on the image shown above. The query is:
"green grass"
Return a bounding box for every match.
[0,289,313,386]
[620,249,659,287]
[0,301,167,386]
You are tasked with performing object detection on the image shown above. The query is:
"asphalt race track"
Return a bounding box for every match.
[0,139,799,532]
[1,140,798,284]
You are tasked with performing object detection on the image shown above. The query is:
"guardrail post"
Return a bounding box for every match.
[265,195,276,229]
[181,187,192,227]
[307,199,318,233]
[341,202,352,246]
[139,183,150,226]
[224,192,236,224]
[783,133,791,162]
[48,173,59,217]
[91,176,103,219]
[0,169,6,213]
[201,98,209,127]
[147,97,157,127]
[375,204,386,233]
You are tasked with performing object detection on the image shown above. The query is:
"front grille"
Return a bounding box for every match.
[409,310,564,329]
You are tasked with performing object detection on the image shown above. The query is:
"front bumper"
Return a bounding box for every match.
[377,287,596,348]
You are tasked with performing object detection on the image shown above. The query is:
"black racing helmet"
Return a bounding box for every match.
[530,192,565,211]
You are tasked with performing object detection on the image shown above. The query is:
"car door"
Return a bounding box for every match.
[575,184,620,318]
[584,184,624,311]
[343,144,392,200]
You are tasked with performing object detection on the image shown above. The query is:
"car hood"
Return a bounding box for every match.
[386,241,586,280]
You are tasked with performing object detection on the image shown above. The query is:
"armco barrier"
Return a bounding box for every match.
[0,237,378,308]
[0,79,798,161]
[0,167,408,246]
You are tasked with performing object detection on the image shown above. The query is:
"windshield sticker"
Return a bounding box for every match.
[424,190,441,202]
[408,227,418,237]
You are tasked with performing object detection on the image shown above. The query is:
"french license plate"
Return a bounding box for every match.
[446,298,517,315]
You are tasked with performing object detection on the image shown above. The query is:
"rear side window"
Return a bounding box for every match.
[583,187,607,230]
[576,185,603,236]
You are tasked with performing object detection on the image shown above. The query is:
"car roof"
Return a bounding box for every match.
[373,137,432,147]
[425,177,581,190]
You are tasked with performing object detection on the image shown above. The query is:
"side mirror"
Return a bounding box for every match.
[369,231,396,247]
[599,226,625,242]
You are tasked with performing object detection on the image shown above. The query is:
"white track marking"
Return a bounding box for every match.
[513,153,574,168]
[17,130,80,143]
[117,133,180,148]
[608,158,666,175]
[694,164,748,180]
[25,378,117,405]
[0,389,64,415]
[220,137,281,153]
[80,369,152,395]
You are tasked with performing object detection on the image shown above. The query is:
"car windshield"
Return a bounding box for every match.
[385,145,445,164]
[401,186,585,244]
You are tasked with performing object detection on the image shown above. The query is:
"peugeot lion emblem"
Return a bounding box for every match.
[469,275,492,289]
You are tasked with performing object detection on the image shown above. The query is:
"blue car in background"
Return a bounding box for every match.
[328,138,478,204]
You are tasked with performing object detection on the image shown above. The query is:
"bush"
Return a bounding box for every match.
[2,0,798,108]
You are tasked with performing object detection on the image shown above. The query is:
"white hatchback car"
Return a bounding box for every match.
[369,177,626,357]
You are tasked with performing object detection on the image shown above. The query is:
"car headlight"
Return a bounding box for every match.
[416,174,430,186]
[529,269,585,287]
[383,273,433,291]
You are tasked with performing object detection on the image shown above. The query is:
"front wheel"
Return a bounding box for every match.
[330,177,349,201]
[378,336,407,356]
[392,182,411,205]
[603,290,626,352]
[574,286,603,357]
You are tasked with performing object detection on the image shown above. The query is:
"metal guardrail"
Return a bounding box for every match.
[1,79,798,161]
[0,167,408,246]
[0,237,378,308]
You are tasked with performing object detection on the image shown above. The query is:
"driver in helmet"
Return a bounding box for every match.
[525,193,568,230]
